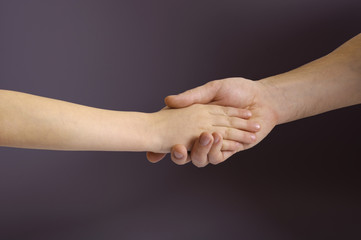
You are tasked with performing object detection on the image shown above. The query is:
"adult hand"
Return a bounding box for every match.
[147,77,280,167]
[147,34,361,167]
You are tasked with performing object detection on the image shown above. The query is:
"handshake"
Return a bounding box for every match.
[1,33,360,167]
[149,28,361,166]
[0,77,277,168]
[146,77,276,167]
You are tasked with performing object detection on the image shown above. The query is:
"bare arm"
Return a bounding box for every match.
[261,33,361,124]
[0,90,154,151]
[0,90,258,153]
[149,33,361,166]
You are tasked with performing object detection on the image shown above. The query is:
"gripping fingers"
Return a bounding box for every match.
[170,144,190,165]
[208,133,238,165]
[146,152,167,163]
[208,133,224,165]
[190,132,214,168]
[221,150,237,161]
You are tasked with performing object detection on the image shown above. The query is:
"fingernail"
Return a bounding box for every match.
[246,111,252,117]
[174,151,183,159]
[200,135,211,146]
[254,124,261,130]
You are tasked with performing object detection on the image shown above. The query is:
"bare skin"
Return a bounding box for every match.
[147,33,361,167]
[0,90,260,153]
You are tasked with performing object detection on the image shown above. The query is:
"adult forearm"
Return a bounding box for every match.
[0,90,153,151]
[260,33,361,124]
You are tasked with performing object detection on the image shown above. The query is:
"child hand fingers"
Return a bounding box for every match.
[211,106,252,119]
[220,128,257,144]
[215,117,261,132]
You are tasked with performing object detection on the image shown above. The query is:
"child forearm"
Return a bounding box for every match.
[0,90,259,153]
[0,90,155,151]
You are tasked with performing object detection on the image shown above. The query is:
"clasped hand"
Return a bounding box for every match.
[147,77,279,167]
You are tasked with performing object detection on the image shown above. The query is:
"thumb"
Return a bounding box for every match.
[165,80,220,108]
[146,152,166,163]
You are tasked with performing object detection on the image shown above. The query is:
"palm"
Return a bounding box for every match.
[206,78,278,149]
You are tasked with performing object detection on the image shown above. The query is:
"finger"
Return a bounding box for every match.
[170,144,190,165]
[190,132,214,168]
[211,106,252,119]
[164,81,221,108]
[146,152,167,163]
[208,133,224,165]
[222,140,244,151]
[208,134,239,165]
[221,150,237,160]
[214,117,261,132]
[220,128,257,144]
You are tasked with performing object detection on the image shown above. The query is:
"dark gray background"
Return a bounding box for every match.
[0,0,360,239]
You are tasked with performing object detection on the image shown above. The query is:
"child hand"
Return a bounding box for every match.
[150,104,260,153]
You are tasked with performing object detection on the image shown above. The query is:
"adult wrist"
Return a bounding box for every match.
[257,76,293,125]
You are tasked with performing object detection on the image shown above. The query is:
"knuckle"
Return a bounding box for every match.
[225,128,231,139]
[228,117,236,126]
[222,107,230,116]
[217,128,227,140]
[230,117,239,127]
[225,117,233,126]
